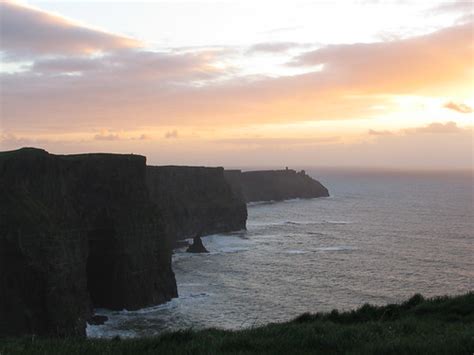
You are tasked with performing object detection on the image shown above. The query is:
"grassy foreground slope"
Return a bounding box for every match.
[1,292,473,354]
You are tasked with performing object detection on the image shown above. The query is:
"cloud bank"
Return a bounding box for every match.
[1,1,472,134]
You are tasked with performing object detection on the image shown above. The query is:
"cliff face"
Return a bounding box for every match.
[146,166,247,242]
[225,169,329,203]
[0,148,176,337]
[0,148,325,337]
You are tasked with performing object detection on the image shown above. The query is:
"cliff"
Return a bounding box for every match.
[224,169,329,202]
[0,149,325,338]
[146,166,247,242]
[0,148,176,337]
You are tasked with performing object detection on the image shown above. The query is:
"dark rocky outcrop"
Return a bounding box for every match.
[186,235,209,253]
[88,315,108,326]
[146,166,247,242]
[224,168,329,203]
[0,148,177,337]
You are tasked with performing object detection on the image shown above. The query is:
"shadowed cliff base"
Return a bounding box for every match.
[0,293,472,354]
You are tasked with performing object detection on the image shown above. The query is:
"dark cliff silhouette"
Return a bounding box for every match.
[0,148,177,336]
[224,169,329,203]
[146,166,247,243]
[0,148,329,338]
[0,148,246,337]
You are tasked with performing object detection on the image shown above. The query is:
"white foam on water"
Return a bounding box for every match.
[285,250,308,254]
[86,315,139,339]
[201,233,253,254]
[247,200,279,206]
[323,220,352,225]
[315,246,355,251]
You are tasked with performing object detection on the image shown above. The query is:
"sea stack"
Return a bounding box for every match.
[186,235,209,253]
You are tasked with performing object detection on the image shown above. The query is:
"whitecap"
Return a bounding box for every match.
[315,246,355,251]
[322,220,352,225]
[285,250,308,254]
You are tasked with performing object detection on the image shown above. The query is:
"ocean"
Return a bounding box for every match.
[87,169,474,338]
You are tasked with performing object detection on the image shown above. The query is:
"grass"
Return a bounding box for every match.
[1,292,473,354]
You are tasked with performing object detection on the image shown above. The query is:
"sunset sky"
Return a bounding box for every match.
[0,0,473,168]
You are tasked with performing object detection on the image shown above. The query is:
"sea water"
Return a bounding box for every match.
[87,169,473,338]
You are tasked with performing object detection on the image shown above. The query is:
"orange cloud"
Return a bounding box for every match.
[367,122,469,137]
[214,136,340,146]
[368,129,393,136]
[93,132,121,141]
[403,121,466,134]
[291,22,473,94]
[443,101,473,114]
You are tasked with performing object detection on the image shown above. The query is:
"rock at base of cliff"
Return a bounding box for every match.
[186,235,209,253]
[88,315,109,326]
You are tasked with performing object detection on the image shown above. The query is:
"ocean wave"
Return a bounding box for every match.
[211,247,250,254]
[315,246,355,252]
[86,323,137,339]
[179,282,207,287]
[247,197,332,207]
[323,220,352,225]
[247,200,279,206]
[284,250,308,254]
[306,231,325,236]
[259,220,354,226]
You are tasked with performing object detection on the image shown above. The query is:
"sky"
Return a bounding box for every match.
[0,0,473,169]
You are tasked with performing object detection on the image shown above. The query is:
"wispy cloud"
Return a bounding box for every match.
[214,136,340,146]
[247,42,303,54]
[368,129,393,136]
[93,131,154,141]
[164,130,179,139]
[443,101,473,114]
[368,122,469,138]
[93,132,121,141]
[404,121,466,134]
[427,0,474,15]
[0,1,142,59]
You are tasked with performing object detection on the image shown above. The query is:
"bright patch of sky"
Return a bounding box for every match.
[25,1,461,54]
